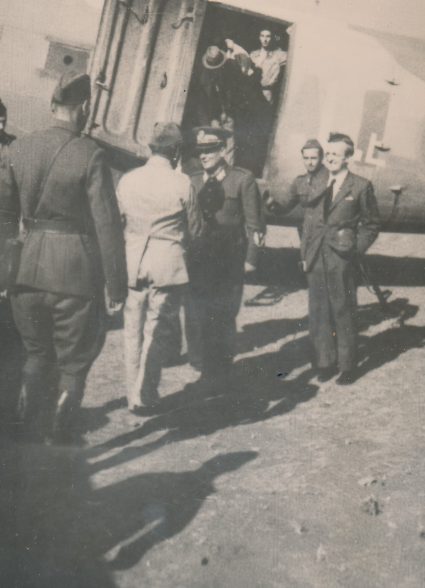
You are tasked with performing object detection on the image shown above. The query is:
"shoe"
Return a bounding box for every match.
[128,394,161,416]
[336,370,357,386]
[317,366,337,382]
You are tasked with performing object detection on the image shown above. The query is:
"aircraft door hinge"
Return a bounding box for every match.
[95,76,111,93]
[160,72,168,89]
[171,8,195,30]
[118,0,149,25]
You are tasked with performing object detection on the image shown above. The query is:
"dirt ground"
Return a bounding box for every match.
[1,228,425,588]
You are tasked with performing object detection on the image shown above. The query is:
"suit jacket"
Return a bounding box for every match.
[1,120,127,300]
[117,155,203,288]
[302,170,380,272]
[190,164,265,274]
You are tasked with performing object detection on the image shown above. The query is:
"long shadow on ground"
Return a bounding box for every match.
[87,298,422,475]
[1,443,256,582]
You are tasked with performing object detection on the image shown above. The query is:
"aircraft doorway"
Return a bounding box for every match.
[182,2,291,178]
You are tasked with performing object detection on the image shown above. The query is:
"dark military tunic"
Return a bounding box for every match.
[0,130,21,423]
[186,163,265,374]
[1,120,127,394]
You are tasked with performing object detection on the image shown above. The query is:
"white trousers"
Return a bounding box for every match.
[124,285,182,408]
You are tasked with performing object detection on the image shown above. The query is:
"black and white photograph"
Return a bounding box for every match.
[0,0,424,586]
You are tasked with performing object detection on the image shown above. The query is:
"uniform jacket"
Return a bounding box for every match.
[117,155,203,288]
[301,170,380,272]
[190,164,265,274]
[1,120,127,300]
[276,164,329,215]
[0,135,18,247]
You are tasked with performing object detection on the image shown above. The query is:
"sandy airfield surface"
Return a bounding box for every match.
[1,228,425,588]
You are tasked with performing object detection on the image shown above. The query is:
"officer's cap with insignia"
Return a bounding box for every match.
[192,126,232,153]
[52,71,91,106]
[301,138,323,157]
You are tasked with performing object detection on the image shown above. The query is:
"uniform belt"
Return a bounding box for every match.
[24,218,86,234]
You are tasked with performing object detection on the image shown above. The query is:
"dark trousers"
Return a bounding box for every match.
[186,277,243,375]
[11,289,104,394]
[307,249,357,371]
[0,300,22,423]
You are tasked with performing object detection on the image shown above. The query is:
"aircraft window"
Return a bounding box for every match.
[182,4,290,178]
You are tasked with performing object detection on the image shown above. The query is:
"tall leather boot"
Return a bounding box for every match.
[50,389,82,445]
[15,374,43,441]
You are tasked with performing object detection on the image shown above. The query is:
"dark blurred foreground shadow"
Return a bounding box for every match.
[0,440,256,584]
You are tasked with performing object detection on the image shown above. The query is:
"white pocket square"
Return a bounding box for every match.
[345,195,354,201]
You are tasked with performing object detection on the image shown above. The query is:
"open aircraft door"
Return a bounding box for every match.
[87,0,207,161]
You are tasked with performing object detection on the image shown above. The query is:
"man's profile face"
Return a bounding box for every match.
[259,30,272,49]
[302,148,322,174]
[325,141,350,174]
[0,116,6,132]
[199,147,224,171]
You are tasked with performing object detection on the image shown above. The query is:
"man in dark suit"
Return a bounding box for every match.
[186,126,265,382]
[1,72,127,442]
[303,133,380,384]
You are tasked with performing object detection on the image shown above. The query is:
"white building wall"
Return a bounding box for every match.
[0,0,103,135]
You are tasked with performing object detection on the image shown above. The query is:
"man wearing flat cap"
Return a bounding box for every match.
[186,126,265,382]
[0,71,127,442]
[117,122,204,412]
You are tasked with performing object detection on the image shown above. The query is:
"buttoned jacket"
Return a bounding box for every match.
[190,164,265,270]
[1,120,127,300]
[302,170,380,271]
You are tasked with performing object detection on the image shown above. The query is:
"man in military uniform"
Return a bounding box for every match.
[302,133,380,384]
[186,127,265,382]
[0,98,18,255]
[0,98,20,432]
[117,122,203,412]
[267,138,329,245]
[1,72,127,442]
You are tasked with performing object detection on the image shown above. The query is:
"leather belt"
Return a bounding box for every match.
[24,218,86,234]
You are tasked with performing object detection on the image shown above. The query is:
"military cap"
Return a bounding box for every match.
[193,126,232,152]
[301,138,323,155]
[149,122,182,149]
[202,46,227,70]
[0,99,7,118]
[52,71,91,105]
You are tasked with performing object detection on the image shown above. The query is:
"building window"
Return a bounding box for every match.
[44,40,90,77]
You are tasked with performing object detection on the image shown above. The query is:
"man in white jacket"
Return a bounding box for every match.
[117,122,203,411]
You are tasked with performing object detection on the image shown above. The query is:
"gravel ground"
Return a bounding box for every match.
[2,229,425,588]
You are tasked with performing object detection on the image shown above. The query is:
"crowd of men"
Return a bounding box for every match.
[0,53,380,443]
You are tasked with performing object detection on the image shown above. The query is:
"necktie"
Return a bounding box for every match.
[323,179,336,221]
